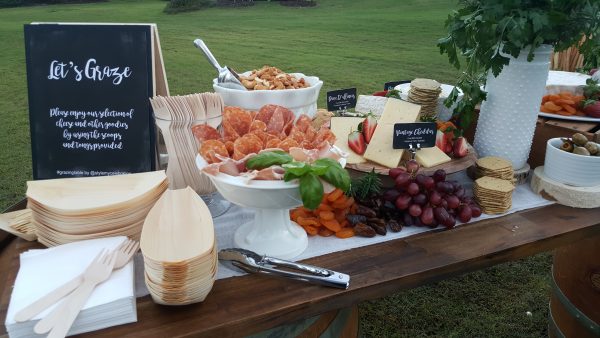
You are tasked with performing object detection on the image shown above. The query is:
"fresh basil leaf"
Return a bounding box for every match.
[314,158,351,193]
[282,161,311,177]
[299,173,323,210]
[283,171,302,182]
[246,151,293,170]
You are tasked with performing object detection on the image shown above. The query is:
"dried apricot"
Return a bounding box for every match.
[318,228,334,237]
[297,216,319,227]
[318,211,335,221]
[543,101,562,112]
[327,189,343,202]
[321,219,342,232]
[302,225,318,236]
[290,208,309,222]
[335,228,355,239]
[317,203,333,212]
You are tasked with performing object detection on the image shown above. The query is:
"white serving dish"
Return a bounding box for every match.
[544,138,600,187]
[213,72,323,117]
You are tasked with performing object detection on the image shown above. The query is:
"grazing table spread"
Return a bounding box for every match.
[1,202,600,337]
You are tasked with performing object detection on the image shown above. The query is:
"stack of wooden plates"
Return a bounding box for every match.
[474,156,514,181]
[407,78,442,118]
[26,171,167,247]
[473,176,515,214]
[140,187,217,305]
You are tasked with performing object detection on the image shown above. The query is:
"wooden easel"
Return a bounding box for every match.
[149,24,170,170]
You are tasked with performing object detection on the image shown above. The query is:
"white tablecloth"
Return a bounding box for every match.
[135,171,553,297]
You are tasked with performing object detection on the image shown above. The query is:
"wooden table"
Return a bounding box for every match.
[1,203,600,337]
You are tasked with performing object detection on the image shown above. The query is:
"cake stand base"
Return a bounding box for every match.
[234,208,308,259]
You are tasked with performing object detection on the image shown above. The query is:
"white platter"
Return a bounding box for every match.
[538,112,600,123]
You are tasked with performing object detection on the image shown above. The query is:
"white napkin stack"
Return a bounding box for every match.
[4,236,136,338]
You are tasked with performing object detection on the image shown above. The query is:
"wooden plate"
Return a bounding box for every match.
[347,145,477,176]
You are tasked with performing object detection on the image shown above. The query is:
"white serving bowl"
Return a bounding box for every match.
[544,138,600,187]
[213,72,323,117]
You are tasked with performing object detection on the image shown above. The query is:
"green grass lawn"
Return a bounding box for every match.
[0,1,551,336]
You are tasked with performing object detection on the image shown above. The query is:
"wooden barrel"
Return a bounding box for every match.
[248,304,358,338]
[549,236,600,338]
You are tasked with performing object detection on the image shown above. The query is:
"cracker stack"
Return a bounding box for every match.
[407,78,442,118]
[475,156,514,181]
[474,176,515,214]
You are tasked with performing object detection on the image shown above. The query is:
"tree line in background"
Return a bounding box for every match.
[0,0,316,10]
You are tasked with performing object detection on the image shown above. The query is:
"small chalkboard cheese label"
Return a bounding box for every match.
[384,80,410,91]
[326,88,357,112]
[392,122,436,149]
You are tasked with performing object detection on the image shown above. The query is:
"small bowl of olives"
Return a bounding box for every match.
[544,133,600,187]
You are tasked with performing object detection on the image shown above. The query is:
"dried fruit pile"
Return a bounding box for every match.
[540,79,600,118]
[193,104,336,163]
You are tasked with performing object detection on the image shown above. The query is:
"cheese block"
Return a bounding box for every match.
[415,146,451,168]
[330,117,366,164]
[355,95,388,116]
[363,98,421,168]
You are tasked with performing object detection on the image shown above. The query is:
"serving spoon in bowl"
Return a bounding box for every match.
[193,38,247,91]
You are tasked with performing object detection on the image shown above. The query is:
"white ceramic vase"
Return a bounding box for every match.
[474,44,553,170]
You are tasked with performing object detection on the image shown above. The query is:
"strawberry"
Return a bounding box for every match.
[348,130,366,155]
[360,114,378,144]
[583,99,600,118]
[435,129,447,152]
[372,90,388,97]
[453,136,468,158]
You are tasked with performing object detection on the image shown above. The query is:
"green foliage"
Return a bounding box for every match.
[164,0,215,13]
[438,0,600,129]
[0,0,104,8]
[349,169,381,201]
[245,151,293,170]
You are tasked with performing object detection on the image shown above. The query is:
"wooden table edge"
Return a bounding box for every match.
[1,203,599,337]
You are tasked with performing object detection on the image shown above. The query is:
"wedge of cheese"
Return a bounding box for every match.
[415,146,451,168]
[363,98,421,168]
[330,117,366,164]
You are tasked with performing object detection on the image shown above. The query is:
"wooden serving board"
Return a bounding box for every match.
[531,166,600,208]
[347,145,477,176]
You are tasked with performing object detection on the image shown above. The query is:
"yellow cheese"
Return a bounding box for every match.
[330,117,366,164]
[363,98,421,168]
[415,146,451,168]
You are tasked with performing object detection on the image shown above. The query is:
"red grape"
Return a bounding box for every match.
[445,195,460,209]
[470,204,482,218]
[458,205,472,223]
[403,212,414,226]
[383,189,402,202]
[436,181,453,194]
[395,194,412,210]
[433,207,449,224]
[432,169,446,182]
[440,199,449,209]
[395,172,411,188]
[415,174,427,186]
[408,204,422,217]
[420,206,434,225]
[413,193,427,206]
[443,215,456,229]
[413,216,424,227]
[406,159,420,174]
[429,190,442,205]
[422,176,435,191]
[389,167,407,179]
[407,182,420,196]
[447,180,460,193]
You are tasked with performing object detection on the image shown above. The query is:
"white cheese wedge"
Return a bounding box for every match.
[355,95,388,116]
[363,98,421,168]
[330,117,366,164]
[415,146,451,168]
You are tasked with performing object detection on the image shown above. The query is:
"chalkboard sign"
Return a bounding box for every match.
[326,88,357,112]
[384,80,410,91]
[393,122,436,149]
[24,23,161,180]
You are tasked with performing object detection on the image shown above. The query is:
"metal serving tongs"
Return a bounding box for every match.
[219,248,350,289]
[193,38,247,91]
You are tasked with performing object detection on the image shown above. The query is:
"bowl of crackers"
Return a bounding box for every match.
[213,66,323,117]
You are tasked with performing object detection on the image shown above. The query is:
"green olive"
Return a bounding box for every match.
[584,142,599,155]
[560,139,574,152]
[572,133,589,147]
[573,146,591,156]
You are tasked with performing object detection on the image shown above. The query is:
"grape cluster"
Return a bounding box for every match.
[383,160,481,229]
